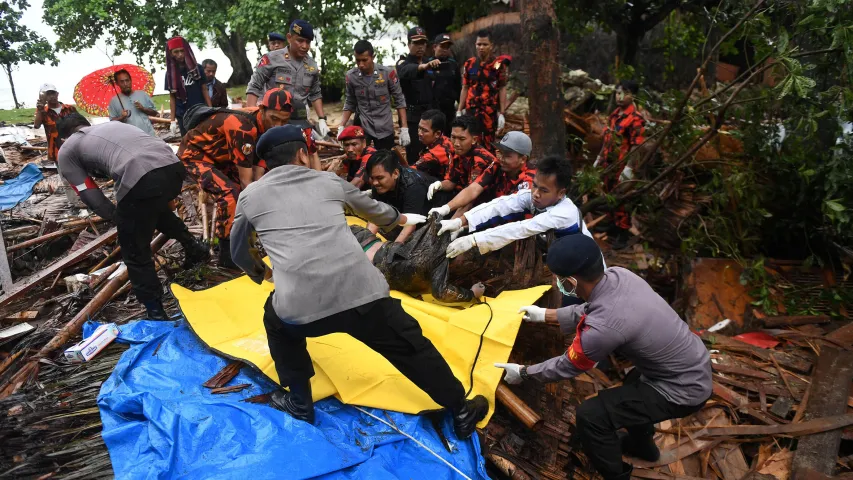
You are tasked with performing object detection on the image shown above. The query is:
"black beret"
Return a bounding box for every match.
[256,125,307,160]
[268,32,285,42]
[546,234,603,278]
[290,19,314,41]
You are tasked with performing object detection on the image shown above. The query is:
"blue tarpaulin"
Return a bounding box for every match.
[92,319,489,480]
[0,163,43,210]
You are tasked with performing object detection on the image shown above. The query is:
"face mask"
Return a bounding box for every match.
[557,276,577,297]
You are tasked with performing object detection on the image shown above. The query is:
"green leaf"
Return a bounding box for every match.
[825,199,846,212]
[777,29,789,53]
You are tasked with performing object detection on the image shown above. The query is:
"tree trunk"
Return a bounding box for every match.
[520,0,566,161]
[3,64,21,109]
[216,30,253,87]
[616,29,643,67]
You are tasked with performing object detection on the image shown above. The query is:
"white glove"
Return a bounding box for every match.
[446,234,476,258]
[428,204,451,218]
[518,305,546,323]
[317,119,330,137]
[620,166,634,181]
[494,363,523,384]
[170,121,179,135]
[437,218,464,236]
[456,110,464,117]
[497,113,506,131]
[399,127,411,146]
[400,213,426,226]
[427,181,443,201]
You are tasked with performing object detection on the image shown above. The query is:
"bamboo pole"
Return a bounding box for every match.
[496,383,543,430]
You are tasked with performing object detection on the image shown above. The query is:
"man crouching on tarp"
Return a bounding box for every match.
[229,124,489,439]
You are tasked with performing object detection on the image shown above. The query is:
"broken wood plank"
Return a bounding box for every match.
[496,383,543,430]
[210,384,251,394]
[2,310,38,322]
[631,468,707,480]
[203,361,243,389]
[0,228,118,309]
[701,331,812,373]
[713,373,790,398]
[700,413,853,436]
[791,347,853,476]
[712,382,748,407]
[762,315,830,328]
[712,362,772,379]
[827,323,853,344]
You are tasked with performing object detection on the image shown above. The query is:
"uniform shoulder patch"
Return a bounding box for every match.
[242,143,254,156]
[388,69,397,82]
[257,55,270,68]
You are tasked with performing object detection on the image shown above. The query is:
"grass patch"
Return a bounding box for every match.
[0,108,36,124]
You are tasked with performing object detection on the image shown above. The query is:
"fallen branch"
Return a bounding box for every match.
[7,226,87,253]
[700,413,853,437]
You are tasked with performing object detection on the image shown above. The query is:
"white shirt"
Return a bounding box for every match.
[464,190,594,255]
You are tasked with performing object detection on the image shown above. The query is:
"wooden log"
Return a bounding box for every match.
[762,315,830,328]
[0,228,118,309]
[712,363,772,379]
[7,226,86,252]
[19,146,47,152]
[791,347,853,476]
[148,116,171,124]
[0,233,166,399]
[496,383,543,430]
[88,246,121,274]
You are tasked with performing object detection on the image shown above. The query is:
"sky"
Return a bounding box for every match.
[0,0,408,110]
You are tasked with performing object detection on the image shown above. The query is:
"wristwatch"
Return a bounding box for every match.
[520,365,530,381]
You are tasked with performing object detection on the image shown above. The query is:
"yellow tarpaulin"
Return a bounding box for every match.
[172,219,548,425]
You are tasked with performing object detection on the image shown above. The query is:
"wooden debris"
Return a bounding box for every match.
[496,383,543,430]
[762,315,831,328]
[203,361,243,389]
[210,384,251,394]
[791,347,853,475]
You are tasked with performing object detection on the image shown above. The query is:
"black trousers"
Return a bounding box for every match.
[115,163,195,303]
[576,369,707,478]
[405,120,424,166]
[439,106,456,136]
[366,133,396,151]
[262,294,466,412]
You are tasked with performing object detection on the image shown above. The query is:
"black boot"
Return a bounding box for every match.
[217,238,238,270]
[452,395,488,440]
[619,429,660,462]
[182,238,210,270]
[269,380,314,424]
[604,462,633,480]
[142,299,170,320]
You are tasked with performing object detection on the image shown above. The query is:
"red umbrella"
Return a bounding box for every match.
[73,64,156,117]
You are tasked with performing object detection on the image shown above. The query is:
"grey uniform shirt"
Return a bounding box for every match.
[246,46,321,119]
[343,65,406,140]
[107,91,157,136]
[230,164,401,324]
[57,122,179,220]
[527,267,712,406]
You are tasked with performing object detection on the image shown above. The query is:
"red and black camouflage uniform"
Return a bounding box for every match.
[475,159,536,204]
[178,108,266,239]
[42,103,78,161]
[414,134,454,180]
[444,145,495,193]
[462,55,510,153]
[350,146,377,183]
[599,103,646,230]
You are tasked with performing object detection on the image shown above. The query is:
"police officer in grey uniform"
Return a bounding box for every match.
[246,20,329,137]
[338,40,409,151]
[396,26,436,165]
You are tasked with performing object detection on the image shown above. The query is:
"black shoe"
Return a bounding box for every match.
[269,381,314,424]
[605,462,633,480]
[182,239,210,269]
[452,395,488,440]
[619,430,660,462]
[217,238,238,270]
[142,299,170,320]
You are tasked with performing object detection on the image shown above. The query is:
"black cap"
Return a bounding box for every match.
[290,19,314,41]
[268,32,285,42]
[433,33,453,45]
[256,125,308,160]
[408,26,428,42]
[546,235,604,278]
